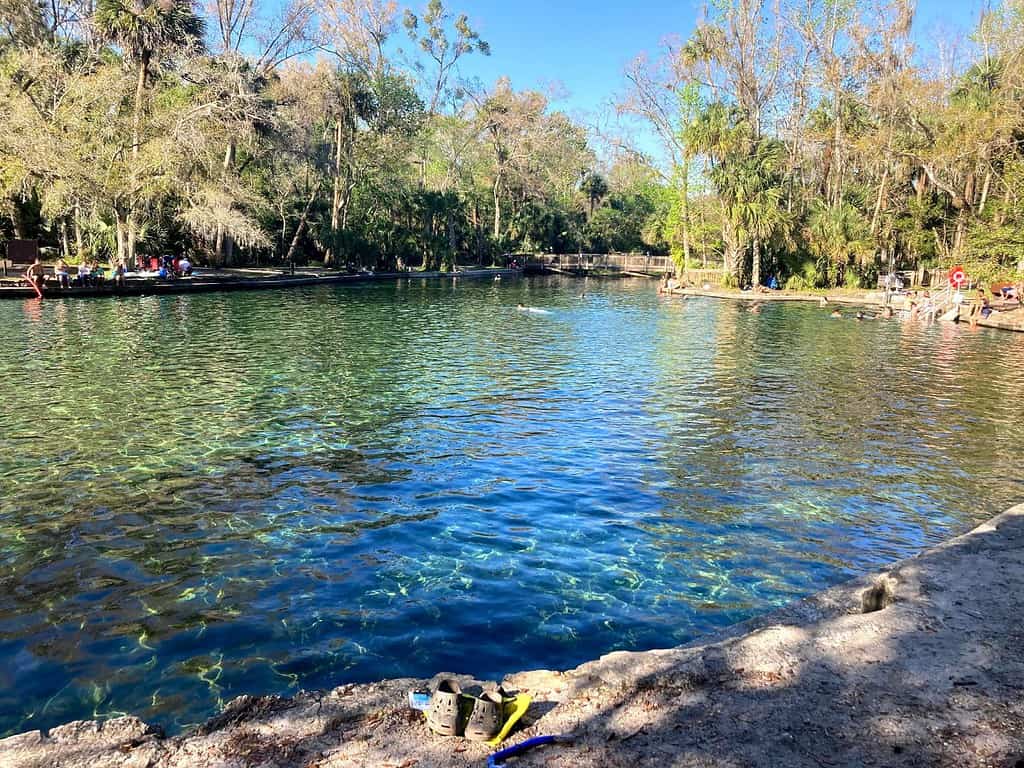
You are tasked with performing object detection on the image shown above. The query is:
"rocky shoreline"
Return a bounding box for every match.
[3,504,1023,768]
[674,287,1024,332]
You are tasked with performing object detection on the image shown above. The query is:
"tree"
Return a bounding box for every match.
[402,0,488,116]
[93,0,204,261]
[202,0,318,265]
[580,172,608,219]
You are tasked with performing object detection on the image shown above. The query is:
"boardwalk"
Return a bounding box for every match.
[524,253,725,284]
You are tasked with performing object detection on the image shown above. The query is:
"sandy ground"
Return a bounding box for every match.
[2,504,1023,768]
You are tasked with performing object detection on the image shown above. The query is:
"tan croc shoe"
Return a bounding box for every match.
[425,678,464,737]
[464,690,504,741]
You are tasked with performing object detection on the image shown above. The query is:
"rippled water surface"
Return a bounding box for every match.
[1,276,1023,736]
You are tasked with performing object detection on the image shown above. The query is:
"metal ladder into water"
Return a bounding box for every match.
[920,284,956,322]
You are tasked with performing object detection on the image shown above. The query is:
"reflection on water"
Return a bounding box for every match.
[1,277,1022,735]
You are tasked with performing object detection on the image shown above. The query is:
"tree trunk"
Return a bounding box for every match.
[279,202,288,259]
[680,167,690,275]
[447,208,456,261]
[471,201,481,264]
[60,217,71,260]
[720,200,741,283]
[993,181,1011,226]
[326,119,344,267]
[127,215,137,266]
[74,204,84,257]
[285,187,318,267]
[978,171,992,216]
[127,51,150,268]
[832,101,843,208]
[214,140,237,266]
[132,53,148,159]
[699,203,707,268]
[870,165,889,236]
[9,198,25,239]
[723,236,741,283]
[752,238,761,288]
[114,205,127,264]
[953,213,967,257]
[492,174,502,240]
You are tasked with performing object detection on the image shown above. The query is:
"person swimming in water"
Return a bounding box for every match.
[517,304,550,314]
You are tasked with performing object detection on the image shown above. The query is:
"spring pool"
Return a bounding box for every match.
[1,276,1022,735]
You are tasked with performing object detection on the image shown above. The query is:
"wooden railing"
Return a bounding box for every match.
[525,253,671,273]
[524,253,726,284]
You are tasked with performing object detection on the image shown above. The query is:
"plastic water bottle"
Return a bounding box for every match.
[408,690,431,711]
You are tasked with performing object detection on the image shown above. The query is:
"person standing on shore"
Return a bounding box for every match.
[25,257,45,293]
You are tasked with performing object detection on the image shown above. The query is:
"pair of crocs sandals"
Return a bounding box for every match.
[426,679,525,744]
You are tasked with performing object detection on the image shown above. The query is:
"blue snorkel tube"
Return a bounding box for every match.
[487,735,573,767]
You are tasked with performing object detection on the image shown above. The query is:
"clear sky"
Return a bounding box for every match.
[442,0,987,147]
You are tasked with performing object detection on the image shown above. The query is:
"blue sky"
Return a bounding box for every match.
[456,0,702,115]
[439,0,986,129]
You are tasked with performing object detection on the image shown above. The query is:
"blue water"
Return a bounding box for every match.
[1,276,1022,736]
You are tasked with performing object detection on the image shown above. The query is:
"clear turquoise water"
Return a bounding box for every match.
[1,276,1022,736]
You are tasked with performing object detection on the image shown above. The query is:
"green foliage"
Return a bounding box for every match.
[93,0,204,61]
[963,160,1024,279]
[580,172,608,215]
[805,201,871,286]
[369,74,426,135]
[784,273,807,291]
[5,0,1024,284]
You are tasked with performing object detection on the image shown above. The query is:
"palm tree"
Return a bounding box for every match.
[691,104,786,286]
[727,139,786,287]
[806,200,870,287]
[580,172,608,219]
[93,0,204,261]
[684,102,749,281]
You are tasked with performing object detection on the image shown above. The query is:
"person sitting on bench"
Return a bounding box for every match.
[55,258,70,288]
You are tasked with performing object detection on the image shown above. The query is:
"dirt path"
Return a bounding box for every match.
[3,505,1023,768]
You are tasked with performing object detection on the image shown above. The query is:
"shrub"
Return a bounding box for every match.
[802,261,821,288]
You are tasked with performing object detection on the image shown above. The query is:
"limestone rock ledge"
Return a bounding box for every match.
[3,505,1023,768]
